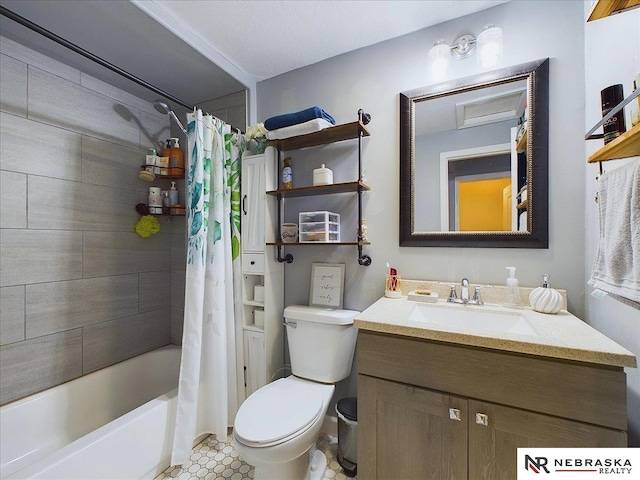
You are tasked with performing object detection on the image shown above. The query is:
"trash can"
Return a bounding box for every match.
[336,397,357,477]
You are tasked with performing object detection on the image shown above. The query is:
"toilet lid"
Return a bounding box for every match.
[234,378,324,446]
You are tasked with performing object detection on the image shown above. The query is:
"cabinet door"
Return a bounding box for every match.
[241,155,265,253]
[468,399,627,480]
[359,375,467,480]
[243,330,266,397]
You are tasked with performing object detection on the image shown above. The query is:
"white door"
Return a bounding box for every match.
[243,329,266,397]
[241,155,265,253]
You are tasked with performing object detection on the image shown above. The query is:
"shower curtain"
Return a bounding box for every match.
[171,110,244,466]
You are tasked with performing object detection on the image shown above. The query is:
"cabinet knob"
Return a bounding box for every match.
[250,260,255,265]
[475,413,489,426]
[449,408,462,421]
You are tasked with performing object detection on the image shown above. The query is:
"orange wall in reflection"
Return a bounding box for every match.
[458,177,511,231]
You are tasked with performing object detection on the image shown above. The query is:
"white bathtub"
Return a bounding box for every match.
[1,345,182,479]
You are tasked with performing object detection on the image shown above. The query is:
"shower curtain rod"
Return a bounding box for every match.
[0,6,194,110]
[0,6,244,134]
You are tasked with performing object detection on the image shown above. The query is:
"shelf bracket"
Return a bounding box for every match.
[276,245,293,264]
[358,250,372,266]
[356,109,372,267]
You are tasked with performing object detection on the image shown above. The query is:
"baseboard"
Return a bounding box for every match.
[322,414,338,437]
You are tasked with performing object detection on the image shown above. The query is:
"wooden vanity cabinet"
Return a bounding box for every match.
[357,331,628,480]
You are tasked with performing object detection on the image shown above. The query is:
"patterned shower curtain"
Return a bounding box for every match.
[171,110,244,466]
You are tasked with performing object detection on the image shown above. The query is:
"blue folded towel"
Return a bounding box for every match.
[264,106,336,131]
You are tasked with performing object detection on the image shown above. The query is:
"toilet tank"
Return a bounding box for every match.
[284,305,359,383]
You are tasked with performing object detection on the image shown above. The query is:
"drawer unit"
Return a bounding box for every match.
[242,253,265,274]
[299,211,340,243]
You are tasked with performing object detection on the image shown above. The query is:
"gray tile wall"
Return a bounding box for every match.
[0,36,186,405]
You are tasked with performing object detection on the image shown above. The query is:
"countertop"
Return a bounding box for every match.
[354,296,637,368]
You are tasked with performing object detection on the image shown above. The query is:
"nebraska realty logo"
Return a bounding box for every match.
[518,448,639,478]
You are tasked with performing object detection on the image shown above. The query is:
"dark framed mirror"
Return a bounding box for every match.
[400,58,549,248]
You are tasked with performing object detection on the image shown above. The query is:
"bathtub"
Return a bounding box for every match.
[1,345,181,479]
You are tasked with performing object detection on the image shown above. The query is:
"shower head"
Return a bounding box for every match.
[153,99,187,134]
[153,100,171,115]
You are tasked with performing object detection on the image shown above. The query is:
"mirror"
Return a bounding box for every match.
[400,58,549,248]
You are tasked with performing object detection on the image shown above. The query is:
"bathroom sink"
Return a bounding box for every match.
[408,303,538,337]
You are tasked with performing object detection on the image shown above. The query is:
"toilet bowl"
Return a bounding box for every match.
[234,377,334,480]
[233,305,359,480]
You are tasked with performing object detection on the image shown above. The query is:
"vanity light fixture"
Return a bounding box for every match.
[427,25,503,81]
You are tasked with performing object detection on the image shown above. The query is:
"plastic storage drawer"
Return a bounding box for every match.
[298,211,340,243]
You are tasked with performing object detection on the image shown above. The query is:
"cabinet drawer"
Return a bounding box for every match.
[242,253,265,274]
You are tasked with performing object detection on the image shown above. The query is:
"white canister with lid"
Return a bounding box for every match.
[148,186,162,207]
[313,164,333,186]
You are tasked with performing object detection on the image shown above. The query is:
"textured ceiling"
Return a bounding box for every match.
[151,0,509,80]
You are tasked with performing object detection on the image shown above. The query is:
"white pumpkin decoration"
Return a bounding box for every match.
[529,274,563,314]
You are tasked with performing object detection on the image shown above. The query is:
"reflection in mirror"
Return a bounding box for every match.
[400,58,549,248]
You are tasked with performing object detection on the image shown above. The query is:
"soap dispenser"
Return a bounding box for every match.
[529,274,563,314]
[505,266,522,308]
[169,138,184,177]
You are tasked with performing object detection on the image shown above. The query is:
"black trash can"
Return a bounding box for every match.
[336,397,357,477]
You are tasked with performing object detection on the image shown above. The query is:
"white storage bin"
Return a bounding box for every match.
[298,211,341,242]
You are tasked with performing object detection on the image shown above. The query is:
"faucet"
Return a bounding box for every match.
[446,278,485,305]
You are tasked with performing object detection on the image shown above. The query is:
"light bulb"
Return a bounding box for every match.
[427,40,450,83]
[477,25,503,69]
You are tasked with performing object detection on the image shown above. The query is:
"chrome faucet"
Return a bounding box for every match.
[460,278,470,302]
[447,278,485,305]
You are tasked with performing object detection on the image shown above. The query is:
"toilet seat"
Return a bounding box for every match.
[234,378,325,447]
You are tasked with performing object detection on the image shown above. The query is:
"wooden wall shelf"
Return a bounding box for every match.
[267,181,370,198]
[516,129,528,153]
[588,123,640,162]
[267,121,370,150]
[270,110,373,266]
[587,0,640,21]
[267,241,371,246]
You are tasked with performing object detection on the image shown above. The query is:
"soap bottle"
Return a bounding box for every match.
[169,181,179,206]
[505,266,522,308]
[282,156,293,190]
[161,139,171,158]
[159,139,171,176]
[169,138,184,177]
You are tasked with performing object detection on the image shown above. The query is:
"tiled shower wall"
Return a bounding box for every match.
[0,35,185,405]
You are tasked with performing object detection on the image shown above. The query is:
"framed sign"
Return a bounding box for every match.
[309,263,345,309]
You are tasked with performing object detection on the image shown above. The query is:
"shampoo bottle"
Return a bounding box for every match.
[505,266,522,308]
[169,181,179,206]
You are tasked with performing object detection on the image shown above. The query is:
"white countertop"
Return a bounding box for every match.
[354,297,637,368]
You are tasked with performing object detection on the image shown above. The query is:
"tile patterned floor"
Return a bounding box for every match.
[154,432,355,480]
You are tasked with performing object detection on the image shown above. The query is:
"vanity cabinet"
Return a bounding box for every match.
[468,400,624,479]
[266,110,372,266]
[359,375,467,479]
[239,151,283,402]
[358,331,628,480]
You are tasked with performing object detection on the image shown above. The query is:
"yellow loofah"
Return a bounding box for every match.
[135,215,161,238]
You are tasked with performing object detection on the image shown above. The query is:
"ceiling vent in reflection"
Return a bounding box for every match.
[455,88,526,129]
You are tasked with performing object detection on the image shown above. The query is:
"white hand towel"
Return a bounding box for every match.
[589,160,640,304]
[266,118,334,140]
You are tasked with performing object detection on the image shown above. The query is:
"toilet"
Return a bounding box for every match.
[233,305,359,480]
